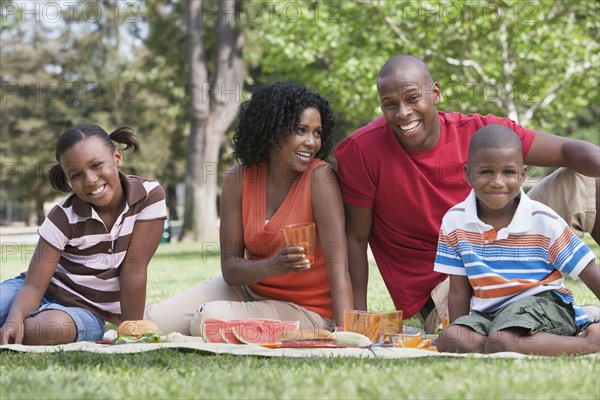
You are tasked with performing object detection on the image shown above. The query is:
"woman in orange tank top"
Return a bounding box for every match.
[145,83,353,335]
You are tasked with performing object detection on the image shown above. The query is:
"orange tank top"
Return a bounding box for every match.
[243,159,333,319]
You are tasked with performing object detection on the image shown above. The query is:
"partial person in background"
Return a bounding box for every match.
[334,54,600,332]
[145,82,353,335]
[0,124,167,345]
[435,125,599,355]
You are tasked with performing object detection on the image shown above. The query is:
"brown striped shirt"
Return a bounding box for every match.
[38,172,167,324]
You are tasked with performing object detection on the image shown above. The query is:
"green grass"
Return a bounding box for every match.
[1,239,599,400]
[1,352,598,399]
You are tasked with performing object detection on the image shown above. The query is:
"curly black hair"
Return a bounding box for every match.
[233,82,335,165]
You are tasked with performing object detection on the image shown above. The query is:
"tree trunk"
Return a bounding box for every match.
[35,182,47,226]
[182,0,245,242]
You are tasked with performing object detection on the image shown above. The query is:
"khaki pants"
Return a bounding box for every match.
[418,278,450,334]
[422,168,597,333]
[144,276,334,336]
[527,167,597,238]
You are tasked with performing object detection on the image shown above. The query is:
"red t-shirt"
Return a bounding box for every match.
[334,112,535,317]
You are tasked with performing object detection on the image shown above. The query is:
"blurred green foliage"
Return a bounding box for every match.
[1,0,598,225]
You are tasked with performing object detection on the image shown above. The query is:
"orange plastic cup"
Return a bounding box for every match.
[380,310,403,343]
[343,309,382,343]
[282,223,316,267]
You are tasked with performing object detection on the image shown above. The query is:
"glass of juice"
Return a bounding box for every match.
[282,223,316,267]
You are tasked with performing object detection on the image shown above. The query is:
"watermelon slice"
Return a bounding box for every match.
[219,323,244,344]
[200,318,226,343]
[200,318,244,344]
[232,319,300,344]
[200,318,300,345]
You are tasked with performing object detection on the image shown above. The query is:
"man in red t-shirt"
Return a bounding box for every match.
[334,55,600,332]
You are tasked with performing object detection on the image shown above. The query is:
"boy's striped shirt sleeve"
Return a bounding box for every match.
[434,207,467,276]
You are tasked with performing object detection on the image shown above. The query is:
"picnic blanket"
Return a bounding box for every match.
[0,341,548,358]
[2,333,598,359]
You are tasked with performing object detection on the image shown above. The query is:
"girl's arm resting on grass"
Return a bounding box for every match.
[578,260,600,301]
[311,166,354,327]
[219,165,308,286]
[0,239,61,344]
[448,275,472,322]
[119,219,165,321]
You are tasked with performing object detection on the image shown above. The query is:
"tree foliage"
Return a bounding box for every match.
[249,0,599,139]
[1,0,598,228]
[1,0,176,224]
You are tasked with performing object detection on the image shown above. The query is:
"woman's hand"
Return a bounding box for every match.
[269,245,311,275]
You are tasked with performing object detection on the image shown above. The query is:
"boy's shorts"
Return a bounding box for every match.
[0,274,106,342]
[452,291,580,337]
[527,167,597,238]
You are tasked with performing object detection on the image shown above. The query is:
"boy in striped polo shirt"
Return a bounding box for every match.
[434,124,600,355]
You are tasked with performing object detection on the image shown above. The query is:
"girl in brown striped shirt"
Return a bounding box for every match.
[0,124,167,345]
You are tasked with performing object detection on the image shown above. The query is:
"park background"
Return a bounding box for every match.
[1,1,599,399]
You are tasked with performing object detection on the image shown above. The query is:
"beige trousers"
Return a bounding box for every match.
[419,278,450,333]
[144,276,334,336]
[527,167,597,238]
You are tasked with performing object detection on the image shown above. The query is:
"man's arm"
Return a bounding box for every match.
[579,260,600,301]
[311,166,353,327]
[525,131,600,177]
[344,204,372,311]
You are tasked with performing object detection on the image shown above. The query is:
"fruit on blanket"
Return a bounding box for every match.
[200,318,226,343]
[332,331,372,347]
[114,320,162,343]
[219,323,244,344]
[220,318,302,344]
[232,319,300,344]
[393,331,423,348]
[200,318,300,344]
[417,338,433,350]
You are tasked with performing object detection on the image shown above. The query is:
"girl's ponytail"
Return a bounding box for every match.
[48,163,71,192]
[110,126,139,153]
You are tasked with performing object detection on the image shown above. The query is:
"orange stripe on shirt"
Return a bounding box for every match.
[447,230,551,248]
[472,270,562,298]
[548,227,574,265]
